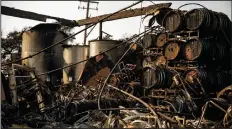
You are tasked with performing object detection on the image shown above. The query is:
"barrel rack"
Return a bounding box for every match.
[167,30,200,41]
[143,48,163,56]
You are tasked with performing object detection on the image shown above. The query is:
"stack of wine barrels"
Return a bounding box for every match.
[141,33,168,68]
[161,8,231,37]
[140,7,231,93]
[142,33,168,49]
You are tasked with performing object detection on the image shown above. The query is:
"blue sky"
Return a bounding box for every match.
[1,1,231,44]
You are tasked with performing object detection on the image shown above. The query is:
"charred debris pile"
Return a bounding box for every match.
[1,3,232,129]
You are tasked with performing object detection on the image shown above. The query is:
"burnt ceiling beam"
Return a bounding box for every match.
[1,6,77,27]
[76,3,172,26]
[1,3,171,27]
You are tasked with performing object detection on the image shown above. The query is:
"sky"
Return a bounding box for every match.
[1,1,231,45]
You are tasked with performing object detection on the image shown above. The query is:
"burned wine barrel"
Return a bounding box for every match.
[183,39,215,61]
[214,40,232,69]
[142,34,156,48]
[141,66,174,89]
[215,12,232,40]
[184,69,216,92]
[214,42,226,61]
[154,33,167,47]
[185,8,231,35]
[215,12,232,32]
[184,69,208,85]
[164,41,182,60]
[185,8,212,30]
[162,10,185,32]
[184,69,231,92]
[156,8,173,26]
[216,71,231,90]
[152,55,167,66]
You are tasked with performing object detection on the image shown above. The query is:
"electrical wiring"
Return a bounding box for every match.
[2,0,143,66]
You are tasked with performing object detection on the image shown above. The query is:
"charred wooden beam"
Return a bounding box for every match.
[1,3,172,27]
[1,6,77,27]
[76,3,172,26]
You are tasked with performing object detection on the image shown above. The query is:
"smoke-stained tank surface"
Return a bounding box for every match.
[21,23,68,86]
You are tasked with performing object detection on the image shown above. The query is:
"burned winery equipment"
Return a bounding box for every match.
[143,7,232,94]
[21,23,68,85]
[1,2,232,128]
[62,45,89,84]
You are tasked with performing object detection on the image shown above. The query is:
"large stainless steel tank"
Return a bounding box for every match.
[63,45,89,84]
[88,40,124,64]
[21,23,67,85]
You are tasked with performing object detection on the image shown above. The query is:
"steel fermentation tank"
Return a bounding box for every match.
[88,40,124,64]
[21,23,68,85]
[63,45,89,84]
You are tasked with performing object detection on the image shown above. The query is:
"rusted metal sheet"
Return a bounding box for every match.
[77,3,172,26]
[85,67,111,87]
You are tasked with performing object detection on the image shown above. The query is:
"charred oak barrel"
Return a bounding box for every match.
[156,8,173,26]
[152,55,167,66]
[184,69,216,92]
[185,8,231,36]
[162,10,185,32]
[185,9,214,31]
[164,41,182,60]
[183,39,215,61]
[184,69,231,92]
[141,66,174,89]
[214,43,226,61]
[215,12,232,32]
[216,70,231,90]
[142,34,157,48]
[215,12,232,41]
[154,33,167,47]
[214,39,232,69]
